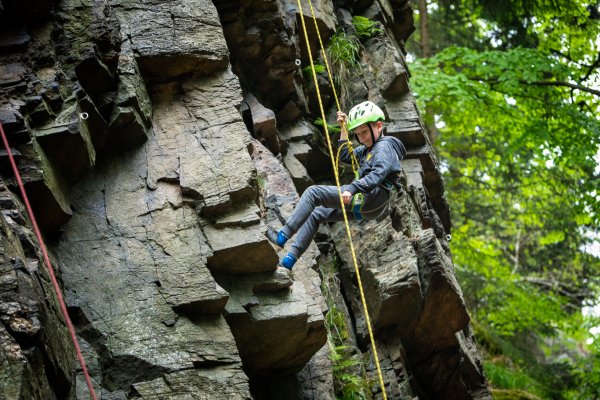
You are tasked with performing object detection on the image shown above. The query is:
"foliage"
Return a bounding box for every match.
[303,63,326,78]
[327,30,361,68]
[352,16,383,40]
[408,0,600,398]
[330,345,372,400]
[326,29,362,107]
[484,360,543,397]
[315,117,341,134]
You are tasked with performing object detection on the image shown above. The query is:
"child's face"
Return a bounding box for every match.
[354,121,382,147]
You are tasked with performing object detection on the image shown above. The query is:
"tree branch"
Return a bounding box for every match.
[520,276,592,301]
[583,52,600,81]
[525,80,600,97]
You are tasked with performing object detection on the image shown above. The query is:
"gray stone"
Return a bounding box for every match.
[213,0,307,121]
[53,148,244,390]
[0,182,76,400]
[244,92,283,155]
[280,120,318,143]
[148,69,255,215]
[284,142,314,194]
[384,92,425,146]
[31,102,96,183]
[411,229,469,350]
[112,0,229,80]
[332,218,423,342]
[219,275,326,377]
[252,268,294,292]
[0,63,26,88]
[131,368,252,399]
[364,34,409,98]
[213,202,261,229]
[0,29,31,51]
[204,221,279,274]
[104,41,152,151]
[212,138,328,379]
[8,141,73,234]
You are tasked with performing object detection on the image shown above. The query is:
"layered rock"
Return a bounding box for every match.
[0,181,76,399]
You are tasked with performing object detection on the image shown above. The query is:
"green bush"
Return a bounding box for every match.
[484,361,544,398]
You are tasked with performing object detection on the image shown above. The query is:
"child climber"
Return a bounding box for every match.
[267,100,407,270]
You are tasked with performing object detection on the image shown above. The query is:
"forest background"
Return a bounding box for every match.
[406,0,600,398]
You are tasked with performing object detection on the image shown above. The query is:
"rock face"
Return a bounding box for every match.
[0,0,491,399]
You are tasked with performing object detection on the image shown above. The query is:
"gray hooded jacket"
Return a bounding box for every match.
[338,135,406,195]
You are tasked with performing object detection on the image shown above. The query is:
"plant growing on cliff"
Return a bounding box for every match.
[326,30,361,107]
[303,63,326,78]
[320,259,373,400]
[352,16,383,40]
[330,345,372,400]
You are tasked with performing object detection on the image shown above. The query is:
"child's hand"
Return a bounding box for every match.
[337,111,348,126]
[342,190,352,204]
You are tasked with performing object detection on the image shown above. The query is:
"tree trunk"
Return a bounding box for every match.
[419,0,431,57]
[418,0,439,143]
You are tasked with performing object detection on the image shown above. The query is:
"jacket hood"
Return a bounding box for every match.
[379,135,406,160]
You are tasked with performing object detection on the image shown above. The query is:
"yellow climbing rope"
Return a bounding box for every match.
[295,1,388,399]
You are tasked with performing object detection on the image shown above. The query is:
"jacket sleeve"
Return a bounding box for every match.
[337,140,361,165]
[341,144,394,195]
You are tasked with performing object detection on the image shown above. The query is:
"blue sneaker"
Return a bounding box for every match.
[267,228,289,248]
[279,253,297,270]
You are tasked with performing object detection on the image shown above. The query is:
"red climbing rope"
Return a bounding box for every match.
[0,121,98,400]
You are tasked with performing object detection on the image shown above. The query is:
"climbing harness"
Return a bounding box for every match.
[0,122,98,400]
[351,193,365,220]
[296,1,389,398]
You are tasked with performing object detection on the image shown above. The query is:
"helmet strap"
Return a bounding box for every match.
[367,123,376,148]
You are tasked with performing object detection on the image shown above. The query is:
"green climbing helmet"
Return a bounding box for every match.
[347,101,385,131]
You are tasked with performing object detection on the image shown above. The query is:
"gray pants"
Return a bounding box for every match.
[281,185,390,258]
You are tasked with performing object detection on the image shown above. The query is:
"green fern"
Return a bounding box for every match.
[352,16,383,39]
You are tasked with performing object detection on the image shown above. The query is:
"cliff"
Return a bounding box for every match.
[0,0,491,399]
